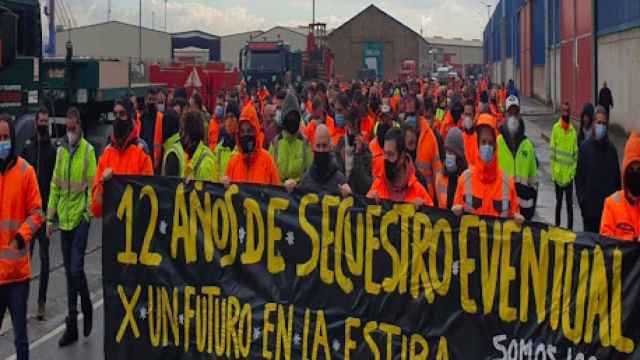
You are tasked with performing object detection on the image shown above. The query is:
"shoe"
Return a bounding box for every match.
[36,303,46,321]
[58,316,78,347]
[82,304,93,337]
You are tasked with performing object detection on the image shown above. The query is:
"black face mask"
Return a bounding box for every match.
[239,135,256,154]
[377,123,391,148]
[114,119,132,142]
[180,135,198,156]
[147,103,157,114]
[347,134,356,147]
[626,170,640,197]
[562,114,570,123]
[313,151,330,171]
[384,160,398,181]
[452,108,463,121]
[37,124,49,138]
[283,116,300,135]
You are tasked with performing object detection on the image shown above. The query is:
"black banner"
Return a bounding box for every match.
[103,176,640,359]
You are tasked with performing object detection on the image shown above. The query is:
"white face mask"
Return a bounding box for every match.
[507,116,519,135]
[67,131,79,145]
[463,116,473,130]
[157,103,165,112]
[445,152,457,172]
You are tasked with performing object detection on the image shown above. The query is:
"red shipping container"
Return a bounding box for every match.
[519,2,533,97]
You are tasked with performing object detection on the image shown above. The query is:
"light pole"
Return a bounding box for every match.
[139,0,142,61]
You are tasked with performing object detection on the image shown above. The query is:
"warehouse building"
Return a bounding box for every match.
[425,36,483,76]
[257,26,308,52]
[483,0,640,132]
[328,5,430,81]
[55,21,171,61]
[220,30,264,70]
[171,30,220,62]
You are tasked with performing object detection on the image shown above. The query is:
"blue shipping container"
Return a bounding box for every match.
[531,0,546,65]
[547,0,561,46]
[597,0,640,36]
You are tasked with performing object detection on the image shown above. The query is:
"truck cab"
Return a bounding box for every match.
[240,41,292,91]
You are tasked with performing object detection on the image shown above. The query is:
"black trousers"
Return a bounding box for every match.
[29,228,50,305]
[0,280,30,360]
[555,182,574,230]
[60,220,91,318]
[583,218,601,234]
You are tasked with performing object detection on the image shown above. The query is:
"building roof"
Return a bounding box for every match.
[55,20,169,35]
[220,30,264,39]
[329,5,429,46]
[174,47,210,53]
[172,30,220,40]
[425,36,482,48]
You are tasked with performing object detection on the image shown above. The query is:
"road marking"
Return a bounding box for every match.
[3,298,104,360]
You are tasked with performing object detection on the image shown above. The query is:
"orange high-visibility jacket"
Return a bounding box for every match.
[91,136,153,218]
[369,137,384,179]
[225,105,280,186]
[434,172,451,210]
[151,112,165,172]
[600,133,640,241]
[463,130,478,168]
[0,157,44,285]
[304,116,335,147]
[209,117,220,151]
[367,155,433,205]
[415,118,442,199]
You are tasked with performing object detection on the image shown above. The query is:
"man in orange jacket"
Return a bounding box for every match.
[223,104,280,186]
[452,115,524,224]
[601,133,640,241]
[209,94,225,150]
[0,114,44,360]
[304,97,335,147]
[139,88,165,173]
[461,100,479,168]
[368,128,432,208]
[411,96,442,200]
[92,98,154,218]
[370,102,395,179]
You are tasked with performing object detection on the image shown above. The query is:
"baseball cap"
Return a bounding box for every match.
[506,95,520,111]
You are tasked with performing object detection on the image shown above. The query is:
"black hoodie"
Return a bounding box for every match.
[21,135,57,207]
[298,153,347,195]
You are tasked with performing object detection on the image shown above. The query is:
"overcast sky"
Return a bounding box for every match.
[45,0,489,40]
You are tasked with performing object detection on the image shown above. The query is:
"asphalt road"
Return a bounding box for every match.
[0,101,589,360]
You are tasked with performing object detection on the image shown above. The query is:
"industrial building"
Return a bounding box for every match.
[257,26,309,52]
[55,21,171,61]
[328,5,430,81]
[483,0,640,132]
[171,30,220,62]
[220,30,264,70]
[425,36,483,76]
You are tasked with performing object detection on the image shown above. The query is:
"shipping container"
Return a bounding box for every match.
[532,0,546,65]
[597,0,640,35]
[548,0,561,46]
[519,1,532,96]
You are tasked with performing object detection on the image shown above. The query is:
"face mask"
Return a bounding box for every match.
[594,123,607,141]
[239,134,255,154]
[275,110,283,126]
[283,116,300,135]
[406,116,417,128]
[0,140,11,160]
[507,116,519,135]
[451,109,463,121]
[147,103,157,114]
[215,106,224,119]
[626,170,640,197]
[157,103,165,113]
[384,160,398,181]
[113,120,131,142]
[377,123,391,148]
[313,151,330,170]
[445,153,457,173]
[562,114,570,123]
[463,116,473,130]
[303,113,311,125]
[335,114,345,128]
[347,134,356,147]
[37,124,49,138]
[479,144,494,164]
[67,131,79,145]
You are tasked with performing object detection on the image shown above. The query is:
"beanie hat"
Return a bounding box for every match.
[445,127,465,158]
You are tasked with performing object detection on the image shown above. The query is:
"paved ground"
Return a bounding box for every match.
[0,97,629,359]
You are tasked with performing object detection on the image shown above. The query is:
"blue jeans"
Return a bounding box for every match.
[0,280,30,360]
[60,220,91,318]
[29,229,49,305]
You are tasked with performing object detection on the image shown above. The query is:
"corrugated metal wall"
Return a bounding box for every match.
[519,1,532,96]
[597,0,640,36]
[531,0,546,65]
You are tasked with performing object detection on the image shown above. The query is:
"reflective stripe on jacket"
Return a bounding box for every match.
[550,120,578,187]
[415,119,442,199]
[497,134,538,217]
[184,142,217,182]
[600,191,640,241]
[0,157,44,285]
[453,168,519,218]
[152,112,164,172]
[47,138,96,231]
[269,133,312,182]
[162,133,184,176]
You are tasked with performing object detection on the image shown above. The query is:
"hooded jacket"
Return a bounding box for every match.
[600,133,640,241]
[497,118,538,220]
[576,135,620,225]
[298,153,348,195]
[453,119,519,218]
[91,123,153,217]
[367,154,433,205]
[21,135,57,208]
[578,103,594,145]
[225,104,280,185]
[270,93,312,182]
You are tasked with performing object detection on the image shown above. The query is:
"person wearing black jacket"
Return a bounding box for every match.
[575,106,621,233]
[578,103,594,145]
[335,107,373,196]
[20,107,56,321]
[598,82,614,117]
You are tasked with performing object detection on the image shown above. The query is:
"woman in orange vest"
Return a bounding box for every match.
[92,98,154,218]
[223,104,280,186]
[0,114,44,360]
[452,115,524,224]
[600,133,640,241]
